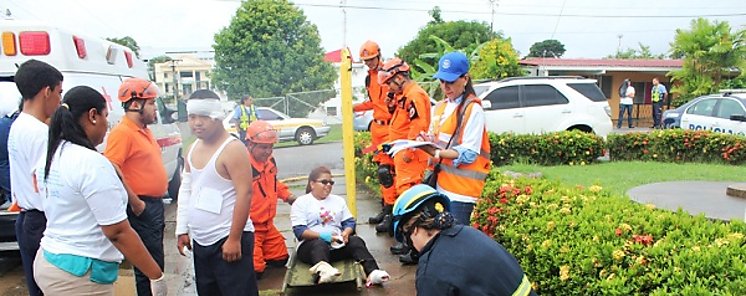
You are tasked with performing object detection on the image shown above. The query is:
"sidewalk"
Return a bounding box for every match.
[164,171,417,295]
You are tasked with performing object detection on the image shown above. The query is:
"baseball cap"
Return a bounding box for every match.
[433,52,469,83]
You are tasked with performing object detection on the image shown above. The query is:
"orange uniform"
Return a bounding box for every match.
[104,116,168,197]
[353,64,398,206]
[389,82,431,196]
[249,153,290,273]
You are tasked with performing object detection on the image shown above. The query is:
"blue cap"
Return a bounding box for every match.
[433,52,469,83]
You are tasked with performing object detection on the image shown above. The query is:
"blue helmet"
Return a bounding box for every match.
[392,184,451,243]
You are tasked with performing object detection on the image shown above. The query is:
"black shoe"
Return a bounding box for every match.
[375,214,392,233]
[390,242,409,255]
[368,210,386,224]
[255,271,264,280]
[399,252,419,265]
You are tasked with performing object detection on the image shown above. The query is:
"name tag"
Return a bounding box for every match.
[196,187,223,214]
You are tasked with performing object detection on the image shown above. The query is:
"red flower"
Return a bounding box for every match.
[488,207,499,215]
[615,228,622,236]
[499,198,508,204]
[524,186,533,195]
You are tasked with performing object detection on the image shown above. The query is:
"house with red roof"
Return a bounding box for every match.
[520,58,683,123]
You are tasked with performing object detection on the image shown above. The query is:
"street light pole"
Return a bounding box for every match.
[170,59,182,104]
[489,0,497,32]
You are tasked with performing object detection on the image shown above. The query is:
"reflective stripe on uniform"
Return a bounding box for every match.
[511,274,532,296]
[440,163,488,181]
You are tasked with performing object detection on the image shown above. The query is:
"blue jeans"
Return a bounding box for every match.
[450,201,475,226]
[16,210,45,296]
[127,197,165,296]
[617,104,633,128]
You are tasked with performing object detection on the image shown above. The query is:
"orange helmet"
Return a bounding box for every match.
[118,78,159,103]
[246,120,278,144]
[359,40,380,60]
[377,58,410,85]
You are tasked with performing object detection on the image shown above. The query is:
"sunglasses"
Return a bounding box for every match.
[316,179,335,186]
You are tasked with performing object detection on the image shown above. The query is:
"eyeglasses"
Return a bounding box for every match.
[438,75,465,85]
[316,179,335,186]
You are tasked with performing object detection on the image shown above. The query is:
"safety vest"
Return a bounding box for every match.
[249,154,290,229]
[652,85,662,103]
[239,105,258,130]
[432,94,491,198]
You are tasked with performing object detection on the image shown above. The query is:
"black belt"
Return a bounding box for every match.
[374,119,391,125]
[138,195,166,200]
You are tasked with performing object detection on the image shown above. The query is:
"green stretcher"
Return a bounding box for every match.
[281,246,366,293]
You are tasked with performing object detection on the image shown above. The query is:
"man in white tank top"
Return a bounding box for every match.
[175,90,258,296]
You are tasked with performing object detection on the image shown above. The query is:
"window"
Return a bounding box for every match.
[474,84,490,97]
[521,85,569,107]
[599,75,612,98]
[631,82,646,104]
[195,71,201,81]
[568,83,607,102]
[326,106,338,116]
[180,71,193,78]
[257,109,284,120]
[484,86,520,110]
[182,84,192,96]
[686,99,718,116]
[716,99,746,119]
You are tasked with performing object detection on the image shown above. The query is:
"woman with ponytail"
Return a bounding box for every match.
[32,86,167,295]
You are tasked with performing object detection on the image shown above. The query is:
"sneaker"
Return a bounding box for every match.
[389,242,409,255]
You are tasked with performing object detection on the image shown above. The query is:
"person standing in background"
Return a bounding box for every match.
[617,79,635,129]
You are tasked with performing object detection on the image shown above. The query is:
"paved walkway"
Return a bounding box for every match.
[628,181,746,221]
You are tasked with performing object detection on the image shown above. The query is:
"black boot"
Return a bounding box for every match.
[369,205,392,224]
[375,214,392,233]
[390,242,409,255]
[399,250,419,265]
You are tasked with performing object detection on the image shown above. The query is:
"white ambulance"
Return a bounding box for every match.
[0,20,183,249]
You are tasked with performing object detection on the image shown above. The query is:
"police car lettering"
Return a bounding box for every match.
[687,124,746,136]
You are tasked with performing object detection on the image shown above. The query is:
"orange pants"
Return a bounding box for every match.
[253,223,289,273]
[370,122,398,206]
[393,148,430,197]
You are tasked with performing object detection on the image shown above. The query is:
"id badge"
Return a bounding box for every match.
[196,187,223,214]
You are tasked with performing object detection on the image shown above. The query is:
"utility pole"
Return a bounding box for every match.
[169,59,182,103]
[617,34,623,55]
[341,0,347,47]
[489,0,497,32]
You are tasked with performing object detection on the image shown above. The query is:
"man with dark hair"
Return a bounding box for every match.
[9,59,63,296]
[651,77,668,129]
[232,95,258,144]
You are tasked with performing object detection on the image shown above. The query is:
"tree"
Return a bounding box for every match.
[527,39,566,58]
[147,55,172,80]
[397,20,499,66]
[668,18,746,105]
[106,36,140,58]
[607,43,666,59]
[213,0,335,117]
[471,38,525,80]
[428,6,443,25]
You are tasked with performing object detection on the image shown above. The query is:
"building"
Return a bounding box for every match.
[520,58,683,123]
[153,51,219,100]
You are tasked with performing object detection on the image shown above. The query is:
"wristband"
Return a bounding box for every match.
[151,273,164,282]
[319,232,332,243]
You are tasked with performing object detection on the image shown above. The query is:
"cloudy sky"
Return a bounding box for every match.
[3,0,745,59]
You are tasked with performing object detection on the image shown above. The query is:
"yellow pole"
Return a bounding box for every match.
[340,47,357,217]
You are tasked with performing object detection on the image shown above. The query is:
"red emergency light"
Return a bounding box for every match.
[73,35,87,59]
[124,51,133,68]
[19,31,50,56]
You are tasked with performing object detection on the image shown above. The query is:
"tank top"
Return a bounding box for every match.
[186,137,254,246]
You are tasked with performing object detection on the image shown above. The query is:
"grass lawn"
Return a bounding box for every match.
[500,161,746,195]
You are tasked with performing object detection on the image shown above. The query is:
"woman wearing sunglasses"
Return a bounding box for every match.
[289,166,389,286]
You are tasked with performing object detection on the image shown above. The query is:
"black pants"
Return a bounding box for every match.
[16,210,45,296]
[193,231,258,296]
[297,236,379,276]
[127,197,165,296]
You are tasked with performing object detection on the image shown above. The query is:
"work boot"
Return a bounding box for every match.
[389,242,409,255]
[399,251,419,265]
[375,214,392,233]
[369,205,392,224]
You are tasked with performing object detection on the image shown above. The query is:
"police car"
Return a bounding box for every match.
[675,90,746,136]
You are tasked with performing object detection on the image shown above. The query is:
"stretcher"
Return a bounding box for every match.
[281,246,366,293]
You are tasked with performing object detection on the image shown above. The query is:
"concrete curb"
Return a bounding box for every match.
[279,173,345,184]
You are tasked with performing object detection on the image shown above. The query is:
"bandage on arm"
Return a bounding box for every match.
[175,171,191,237]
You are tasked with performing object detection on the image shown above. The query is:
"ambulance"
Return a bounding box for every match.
[0,20,184,249]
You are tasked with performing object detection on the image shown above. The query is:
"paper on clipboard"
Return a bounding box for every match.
[384,139,443,157]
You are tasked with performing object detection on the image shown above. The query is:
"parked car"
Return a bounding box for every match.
[662,96,706,129]
[224,107,330,145]
[674,91,746,136]
[475,76,613,138]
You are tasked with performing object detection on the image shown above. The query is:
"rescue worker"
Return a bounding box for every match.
[104,78,168,296]
[377,58,431,262]
[232,95,258,144]
[419,52,491,225]
[352,40,397,228]
[245,120,294,278]
[392,184,536,296]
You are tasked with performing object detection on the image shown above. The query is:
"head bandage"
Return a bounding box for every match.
[186,99,225,120]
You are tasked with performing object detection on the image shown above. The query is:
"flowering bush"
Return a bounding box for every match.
[354,132,380,194]
[473,171,746,295]
[607,129,746,164]
[490,131,605,166]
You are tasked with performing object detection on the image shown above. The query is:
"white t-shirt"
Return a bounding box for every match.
[36,142,128,262]
[290,193,353,237]
[620,86,635,105]
[435,96,485,157]
[9,112,48,211]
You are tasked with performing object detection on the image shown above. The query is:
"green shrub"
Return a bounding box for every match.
[607,129,746,164]
[491,131,605,166]
[354,132,380,194]
[473,172,746,295]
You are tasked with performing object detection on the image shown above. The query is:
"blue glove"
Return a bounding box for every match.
[319,232,332,244]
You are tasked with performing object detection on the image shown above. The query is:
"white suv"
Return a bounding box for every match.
[476,76,613,138]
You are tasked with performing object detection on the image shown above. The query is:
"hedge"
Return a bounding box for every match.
[474,172,746,295]
[607,130,746,165]
[490,131,605,166]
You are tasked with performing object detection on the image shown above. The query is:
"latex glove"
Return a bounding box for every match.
[319,232,332,244]
[150,274,168,296]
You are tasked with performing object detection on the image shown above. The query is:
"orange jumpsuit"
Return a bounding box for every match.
[389,82,432,196]
[249,154,290,273]
[353,65,398,205]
